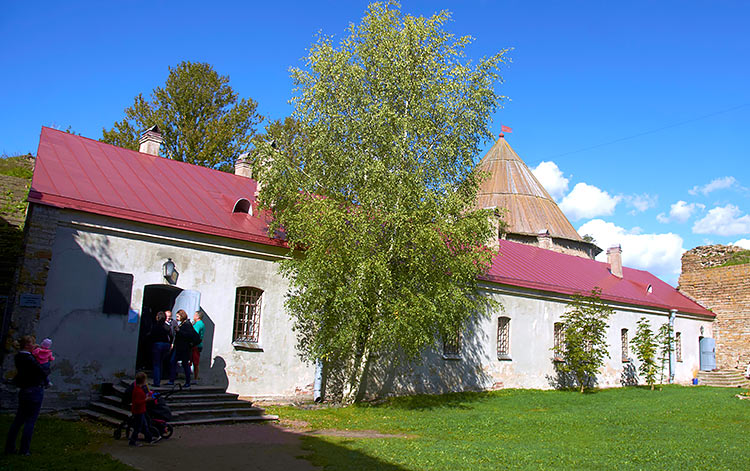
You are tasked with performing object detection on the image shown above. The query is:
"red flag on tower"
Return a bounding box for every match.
[501,125,513,133]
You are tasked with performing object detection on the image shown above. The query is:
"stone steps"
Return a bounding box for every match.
[697,369,750,388]
[81,379,278,427]
[112,384,240,402]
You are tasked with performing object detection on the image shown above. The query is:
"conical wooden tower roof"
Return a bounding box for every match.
[475,134,583,241]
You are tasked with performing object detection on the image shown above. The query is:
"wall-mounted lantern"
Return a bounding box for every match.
[163,258,179,285]
[700,325,704,336]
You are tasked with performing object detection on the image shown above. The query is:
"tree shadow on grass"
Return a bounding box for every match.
[380,390,491,411]
[300,434,410,471]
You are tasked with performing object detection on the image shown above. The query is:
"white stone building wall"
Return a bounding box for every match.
[5,205,714,408]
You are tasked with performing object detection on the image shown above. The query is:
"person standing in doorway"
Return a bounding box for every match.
[168,310,197,388]
[164,310,177,375]
[191,311,205,382]
[5,335,48,456]
[149,312,171,387]
[165,310,177,339]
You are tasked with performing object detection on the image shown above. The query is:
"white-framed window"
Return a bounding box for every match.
[233,287,263,343]
[553,322,565,361]
[497,316,510,360]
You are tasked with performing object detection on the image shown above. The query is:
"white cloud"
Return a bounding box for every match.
[656,200,704,224]
[689,176,737,196]
[578,219,685,285]
[733,239,750,249]
[531,161,569,201]
[625,193,658,214]
[692,204,750,236]
[559,183,621,221]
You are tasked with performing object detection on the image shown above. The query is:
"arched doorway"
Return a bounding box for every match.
[136,284,182,370]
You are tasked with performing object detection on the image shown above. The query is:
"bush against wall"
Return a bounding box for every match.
[552,288,613,393]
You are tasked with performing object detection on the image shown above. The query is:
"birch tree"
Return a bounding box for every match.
[254,2,508,402]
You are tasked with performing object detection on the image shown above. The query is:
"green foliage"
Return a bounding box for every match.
[101,61,262,171]
[552,288,613,393]
[582,233,596,244]
[631,317,659,389]
[255,2,508,402]
[658,322,674,383]
[269,387,750,471]
[719,249,750,267]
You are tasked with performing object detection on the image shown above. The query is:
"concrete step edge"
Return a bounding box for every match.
[79,409,122,426]
[171,415,279,426]
[171,407,267,417]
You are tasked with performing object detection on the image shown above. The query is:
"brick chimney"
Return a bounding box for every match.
[235,152,252,178]
[139,125,163,156]
[537,229,553,250]
[607,245,623,278]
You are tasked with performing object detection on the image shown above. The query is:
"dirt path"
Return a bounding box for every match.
[102,423,320,471]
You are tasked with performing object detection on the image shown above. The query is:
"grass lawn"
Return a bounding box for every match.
[269,386,750,471]
[0,415,132,471]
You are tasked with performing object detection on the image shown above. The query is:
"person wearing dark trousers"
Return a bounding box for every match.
[149,311,172,387]
[168,310,198,388]
[129,372,159,446]
[5,335,48,456]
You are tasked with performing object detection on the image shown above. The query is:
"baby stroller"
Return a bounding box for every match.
[114,384,178,441]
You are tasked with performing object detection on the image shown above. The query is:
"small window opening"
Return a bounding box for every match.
[646,284,653,294]
[497,316,511,360]
[553,322,565,361]
[621,328,629,362]
[233,198,252,215]
[443,328,461,359]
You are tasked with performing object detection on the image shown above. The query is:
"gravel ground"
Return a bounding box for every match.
[102,423,320,471]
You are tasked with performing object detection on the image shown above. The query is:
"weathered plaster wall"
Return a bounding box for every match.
[360,286,713,397]
[4,204,714,409]
[679,245,750,369]
[5,207,314,407]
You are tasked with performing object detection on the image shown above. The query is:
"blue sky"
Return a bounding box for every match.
[1,1,748,284]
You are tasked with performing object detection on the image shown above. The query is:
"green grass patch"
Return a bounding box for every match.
[0,415,132,471]
[719,250,750,267]
[0,155,34,181]
[269,386,750,470]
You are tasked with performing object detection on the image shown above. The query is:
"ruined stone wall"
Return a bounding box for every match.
[679,245,750,369]
[503,233,599,260]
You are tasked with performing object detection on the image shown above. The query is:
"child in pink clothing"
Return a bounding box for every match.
[32,338,54,386]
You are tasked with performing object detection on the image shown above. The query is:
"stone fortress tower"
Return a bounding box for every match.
[679,245,750,370]
[474,133,601,259]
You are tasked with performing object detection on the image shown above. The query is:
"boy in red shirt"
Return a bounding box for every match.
[129,372,160,446]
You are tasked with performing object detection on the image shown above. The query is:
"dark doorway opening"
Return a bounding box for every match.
[137,284,182,370]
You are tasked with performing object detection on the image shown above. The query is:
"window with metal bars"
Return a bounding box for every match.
[621,328,629,362]
[553,322,565,361]
[443,329,461,357]
[497,316,510,359]
[233,287,263,343]
[676,332,682,362]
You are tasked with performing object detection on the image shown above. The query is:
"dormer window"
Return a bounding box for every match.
[232,198,252,215]
[646,284,653,294]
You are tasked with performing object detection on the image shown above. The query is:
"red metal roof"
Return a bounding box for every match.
[483,240,713,317]
[30,128,712,317]
[30,127,284,247]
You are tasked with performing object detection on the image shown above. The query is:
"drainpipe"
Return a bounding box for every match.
[313,359,324,403]
[669,309,677,384]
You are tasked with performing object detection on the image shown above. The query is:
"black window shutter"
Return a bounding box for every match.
[103,272,134,315]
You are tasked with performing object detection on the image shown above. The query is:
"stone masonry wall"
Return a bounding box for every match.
[2,204,58,376]
[679,245,750,369]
